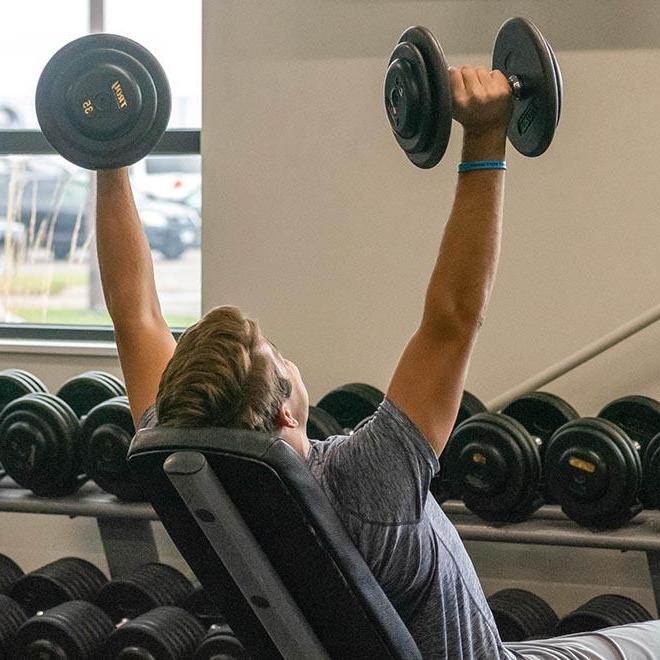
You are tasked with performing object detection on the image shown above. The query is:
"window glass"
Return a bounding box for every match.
[0,1,202,330]
[0,1,89,129]
[105,0,202,128]
[0,155,201,327]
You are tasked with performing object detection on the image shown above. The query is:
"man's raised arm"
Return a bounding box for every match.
[96,168,176,425]
[387,66,512,456]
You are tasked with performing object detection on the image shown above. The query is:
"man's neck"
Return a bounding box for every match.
[279,427,311,458]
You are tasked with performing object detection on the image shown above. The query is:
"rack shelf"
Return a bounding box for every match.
[1,481,657,613]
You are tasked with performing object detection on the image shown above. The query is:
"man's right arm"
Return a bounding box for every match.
[96,168,176,425]
[387,67,511,457]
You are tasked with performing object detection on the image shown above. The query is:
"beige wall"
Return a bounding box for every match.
[2,0,660,619]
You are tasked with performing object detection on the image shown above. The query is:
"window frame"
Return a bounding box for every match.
[0,0,200,342]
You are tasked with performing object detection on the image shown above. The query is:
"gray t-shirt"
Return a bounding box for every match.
[307,399,512,660]
[138,400,511,659]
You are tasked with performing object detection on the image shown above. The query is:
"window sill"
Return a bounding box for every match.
[0,338,118,357]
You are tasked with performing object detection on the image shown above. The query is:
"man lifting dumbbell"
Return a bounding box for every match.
[36,19,660,660]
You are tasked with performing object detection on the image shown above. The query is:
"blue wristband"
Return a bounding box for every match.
[458,160,507,173]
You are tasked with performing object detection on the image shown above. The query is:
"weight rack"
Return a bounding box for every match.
[1,480,659,616]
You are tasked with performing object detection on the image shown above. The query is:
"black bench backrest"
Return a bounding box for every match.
[128,427,422,659]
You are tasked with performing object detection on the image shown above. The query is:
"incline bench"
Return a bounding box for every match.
[128,427,423,659]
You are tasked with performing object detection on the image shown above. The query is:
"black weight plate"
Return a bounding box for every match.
[10,558,108,617]
[8,370,48,395]
[80,396,140,500]
[307,406,343,441]
[501,392,578,446]
[11,600,113,659]
[35,392,81,441]
[32,392,84,482]
[501,391,578,505]
[544,417,642,528]
[36,33,171,170]
[95,562,193,623]
[183,585,227,628]
[386,26,452,168]
[37,393,86,494]
[598,395,660,454]
[433,391,486,503]
[0,370,36,412]
[492,17,559,157]
[385,42,434,154]
[0,393,79,496]
[557,594,652,635]
[0,554,23,596]
[316,383,384,431]
[642,432,660,507]
[87,371,126,398]
[488,588,558,642]
[0,594,27,658]
[195,624,248,660]
[454,390,487,429]
[544,35,563,126]
[442,412,543,522]
[57,371,121,419]
[0,370,47,405]
[104,606,206,660]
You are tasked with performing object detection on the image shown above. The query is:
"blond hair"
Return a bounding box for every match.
[156,306,291,431]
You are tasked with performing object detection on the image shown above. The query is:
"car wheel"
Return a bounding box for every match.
[159,240,185,260]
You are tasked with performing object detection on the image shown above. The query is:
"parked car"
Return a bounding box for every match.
[0,173,200,260]
[139,196,201,257]
[130,155,200,203]
[181,184,201,214]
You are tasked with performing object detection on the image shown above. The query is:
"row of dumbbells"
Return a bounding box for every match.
[435,390,660,529]
[0,552,245,658]
[0,369,140,501]
[0,372,387,502]
[488,587,655,642]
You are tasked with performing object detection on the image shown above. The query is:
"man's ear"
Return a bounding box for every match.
[276,404,299,429]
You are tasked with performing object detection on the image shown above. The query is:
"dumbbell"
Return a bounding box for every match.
[36,34,171,170]
[0,371,126,496]
[600,396,660,509]
[440,392,577,522]
[195,624,248,660]
[385,17,562,168]
[79,395,140,501]
[12,600,114,659]
[556,594,652,635]
[9,557,108,617]
[0,595,27,657]
[183,585,228,628]
[307,406,344,441]
[0,552,24,596]
[0,369,48,481]
[0,369,48,413]
[104,606,207,659]
[487,588,558,642]
[544,395,660,528]
[315,383,385,435]
[501,392,579,504]
[95,562,194,624]
[431,390,486,503]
